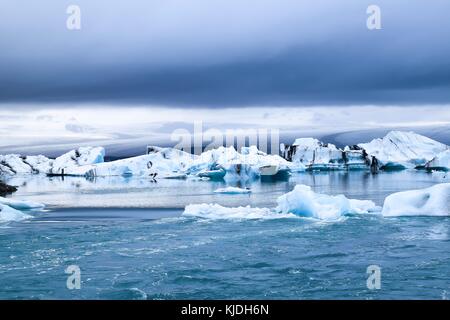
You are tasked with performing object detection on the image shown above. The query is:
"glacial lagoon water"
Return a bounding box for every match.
[1,170,450,299]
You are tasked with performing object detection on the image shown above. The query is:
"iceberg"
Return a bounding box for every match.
[281,139,368,171]
[275,185,378,220]
[425,150,450,171]
[359,131,448,170]
[188,145,296,180]
[0,147,105,176]
[183,203,295,220]
[0,203,31,223]
[381,183,450,217]
[184,184,378,221]
[213,187,251,194]
[0,196,45,210]
[50,147,105,174]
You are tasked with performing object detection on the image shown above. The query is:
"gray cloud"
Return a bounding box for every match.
[0,0,449,107]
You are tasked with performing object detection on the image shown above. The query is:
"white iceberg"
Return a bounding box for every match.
[359,131,448,170]
[381,183,450,217]
[188,145,296,180]
[0,196,45,210]
[62,147,195,178]
[426,150,450,171]
[281,138,367,171]
[184,184,378,221]
[183,203,295,220]
[50,147,106,174]
[0,203,32,223]
[275,185,378,220]
[213,187,251,194]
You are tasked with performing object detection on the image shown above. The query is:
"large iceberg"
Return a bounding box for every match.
[281,131,448,172]
[359,131,448,170]
[184,184,378,221]
[281,139,368,171]
[188,146,298,180]
[0,147,105,176]
[63,147,194,178]
[381,183,450,217]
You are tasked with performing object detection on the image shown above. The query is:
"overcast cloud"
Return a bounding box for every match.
[0,0,449,107]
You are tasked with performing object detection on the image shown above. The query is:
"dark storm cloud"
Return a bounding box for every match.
[0,0,449,107]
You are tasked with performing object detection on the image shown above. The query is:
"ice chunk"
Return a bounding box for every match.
[214,187,251,194]
[359,131,448,170]
[0,196,45,210]
[381,183,450,217]
[183,203,295,220]
[426,150,450,171]
[0,203,31,222]
[275,185,378,220]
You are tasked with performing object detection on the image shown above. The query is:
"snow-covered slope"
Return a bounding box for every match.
[382,183,450,216]
[359,131,448,169]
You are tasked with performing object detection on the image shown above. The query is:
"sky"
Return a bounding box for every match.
[1,0,450,107]
[1,1,450,155]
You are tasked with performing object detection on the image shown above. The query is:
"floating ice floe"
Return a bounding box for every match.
[0,203,32,223]
[183,203,296,220]
[381,183,450,217]
[184,184,378,221]
[213,187,251,194]
[359,131,448,170]
[0,196,45,210]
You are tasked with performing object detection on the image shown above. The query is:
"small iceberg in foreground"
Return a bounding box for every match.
[0,203,32,223]
[183,203,295,220]
[0,196,45,210]
[0,197,45,223]
[214,187,251,194]
[184,184,378,221]
[382,183,450,217]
